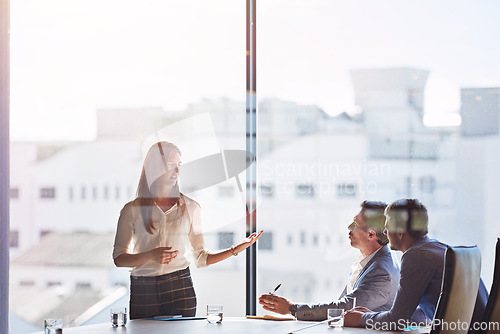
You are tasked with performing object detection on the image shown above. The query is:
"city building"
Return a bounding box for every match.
[10,67,499,331]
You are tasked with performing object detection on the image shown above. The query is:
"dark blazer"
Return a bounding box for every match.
[295,245,400,321]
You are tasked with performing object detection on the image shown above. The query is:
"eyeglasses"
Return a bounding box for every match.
[166,162,182,171]
[349,219,367,231]
[348,221,360,230]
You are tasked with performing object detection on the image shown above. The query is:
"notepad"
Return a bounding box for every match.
[153,315,182,319]
[246,314,296,321]
[147,316,207,321]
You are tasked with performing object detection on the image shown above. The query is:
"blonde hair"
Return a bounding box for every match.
[136,141,185,234]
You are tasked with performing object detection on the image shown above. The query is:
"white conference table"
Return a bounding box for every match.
[33,317,404,334]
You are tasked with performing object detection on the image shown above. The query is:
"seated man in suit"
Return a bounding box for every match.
[259,201,400,321]
[344,198,447,329]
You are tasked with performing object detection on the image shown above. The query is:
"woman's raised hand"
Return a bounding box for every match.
[234,230,264,254]
[149,247,179,264]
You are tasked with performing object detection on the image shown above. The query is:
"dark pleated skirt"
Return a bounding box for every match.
[129,267,197,319]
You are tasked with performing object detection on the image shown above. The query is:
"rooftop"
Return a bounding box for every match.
[12,232,115,268]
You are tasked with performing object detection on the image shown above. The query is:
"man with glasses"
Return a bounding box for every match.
[344,198,448,329]
[259,201,400,321]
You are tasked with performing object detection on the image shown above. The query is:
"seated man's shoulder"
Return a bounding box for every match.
[366,250,399,276]
[373,246,398,265]
[403,239,447,264]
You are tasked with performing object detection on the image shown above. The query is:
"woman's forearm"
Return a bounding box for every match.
[114,247,178,267]
[114,252,152,267]
[206,247,239,266]
[205,231,263,266]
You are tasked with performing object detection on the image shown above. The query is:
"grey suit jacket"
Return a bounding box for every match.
[295,245,400,321]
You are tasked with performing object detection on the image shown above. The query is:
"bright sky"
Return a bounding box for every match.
[10,0,500,141]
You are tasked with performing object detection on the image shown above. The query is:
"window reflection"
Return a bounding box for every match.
[257,0,500,315]
[7,0,500,331]
[9,0,246,330]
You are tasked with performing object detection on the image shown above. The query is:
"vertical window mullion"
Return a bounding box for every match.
[0,0,10,330]
[246,0,257,316]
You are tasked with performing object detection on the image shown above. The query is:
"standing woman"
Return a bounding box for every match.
[113,141,262,319]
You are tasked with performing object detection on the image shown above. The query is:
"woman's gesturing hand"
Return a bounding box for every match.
[149,247,179,264]
[233,230,264,254]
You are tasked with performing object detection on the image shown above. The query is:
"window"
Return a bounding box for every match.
[40,230,51,238]
[19,281,35,287]
[47,281,62,287]
[76,282,91,289]
[312,234,318,246]
[6,1,500,330]
[336,183,357,197]
[257,232,273,251]
[218,232,234,249]
[40,187,56,199]
[420,176,436,193]
[8,1,248,329]
[260,184,274,198]
[10,187,19,199]
[256,2,497,307]
[295,184,315,198]
[300,231,306,246]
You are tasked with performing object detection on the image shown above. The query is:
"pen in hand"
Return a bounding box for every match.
[269,283,281,295]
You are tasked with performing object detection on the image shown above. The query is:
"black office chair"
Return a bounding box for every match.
[431,245,482,334]
[481,238,500,334]
[467,277,489,334]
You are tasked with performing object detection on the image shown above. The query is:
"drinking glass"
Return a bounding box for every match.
[110,307,127,327]
[207,305,223,323]
[327,309,344,328]
[44,319,62,334]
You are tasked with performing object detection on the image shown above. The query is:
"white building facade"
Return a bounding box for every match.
[10,67,499,330]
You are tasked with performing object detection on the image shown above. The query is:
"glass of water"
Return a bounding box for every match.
[207,305,223,323]
[327,309,344,329]
[44,319,63,334]
[110,307,127,327]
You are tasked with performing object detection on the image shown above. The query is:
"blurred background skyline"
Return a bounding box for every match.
[10,0,500,141]
[8,1,500,332]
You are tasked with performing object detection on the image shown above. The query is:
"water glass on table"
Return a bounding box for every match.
[44,319,63,334]
[110,307,127,327]
[327,309,344,328]
[327,296,356,329]
[207,305,223,323]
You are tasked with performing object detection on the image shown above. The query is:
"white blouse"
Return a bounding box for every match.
[112,196,209,276]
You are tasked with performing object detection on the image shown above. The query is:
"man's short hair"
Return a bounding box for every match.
[361,200,388,246]
[384,198,428,239]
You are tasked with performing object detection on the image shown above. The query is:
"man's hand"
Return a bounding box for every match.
[258,294,293,315]
[148,247,178,264]
[343,306,372,327]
